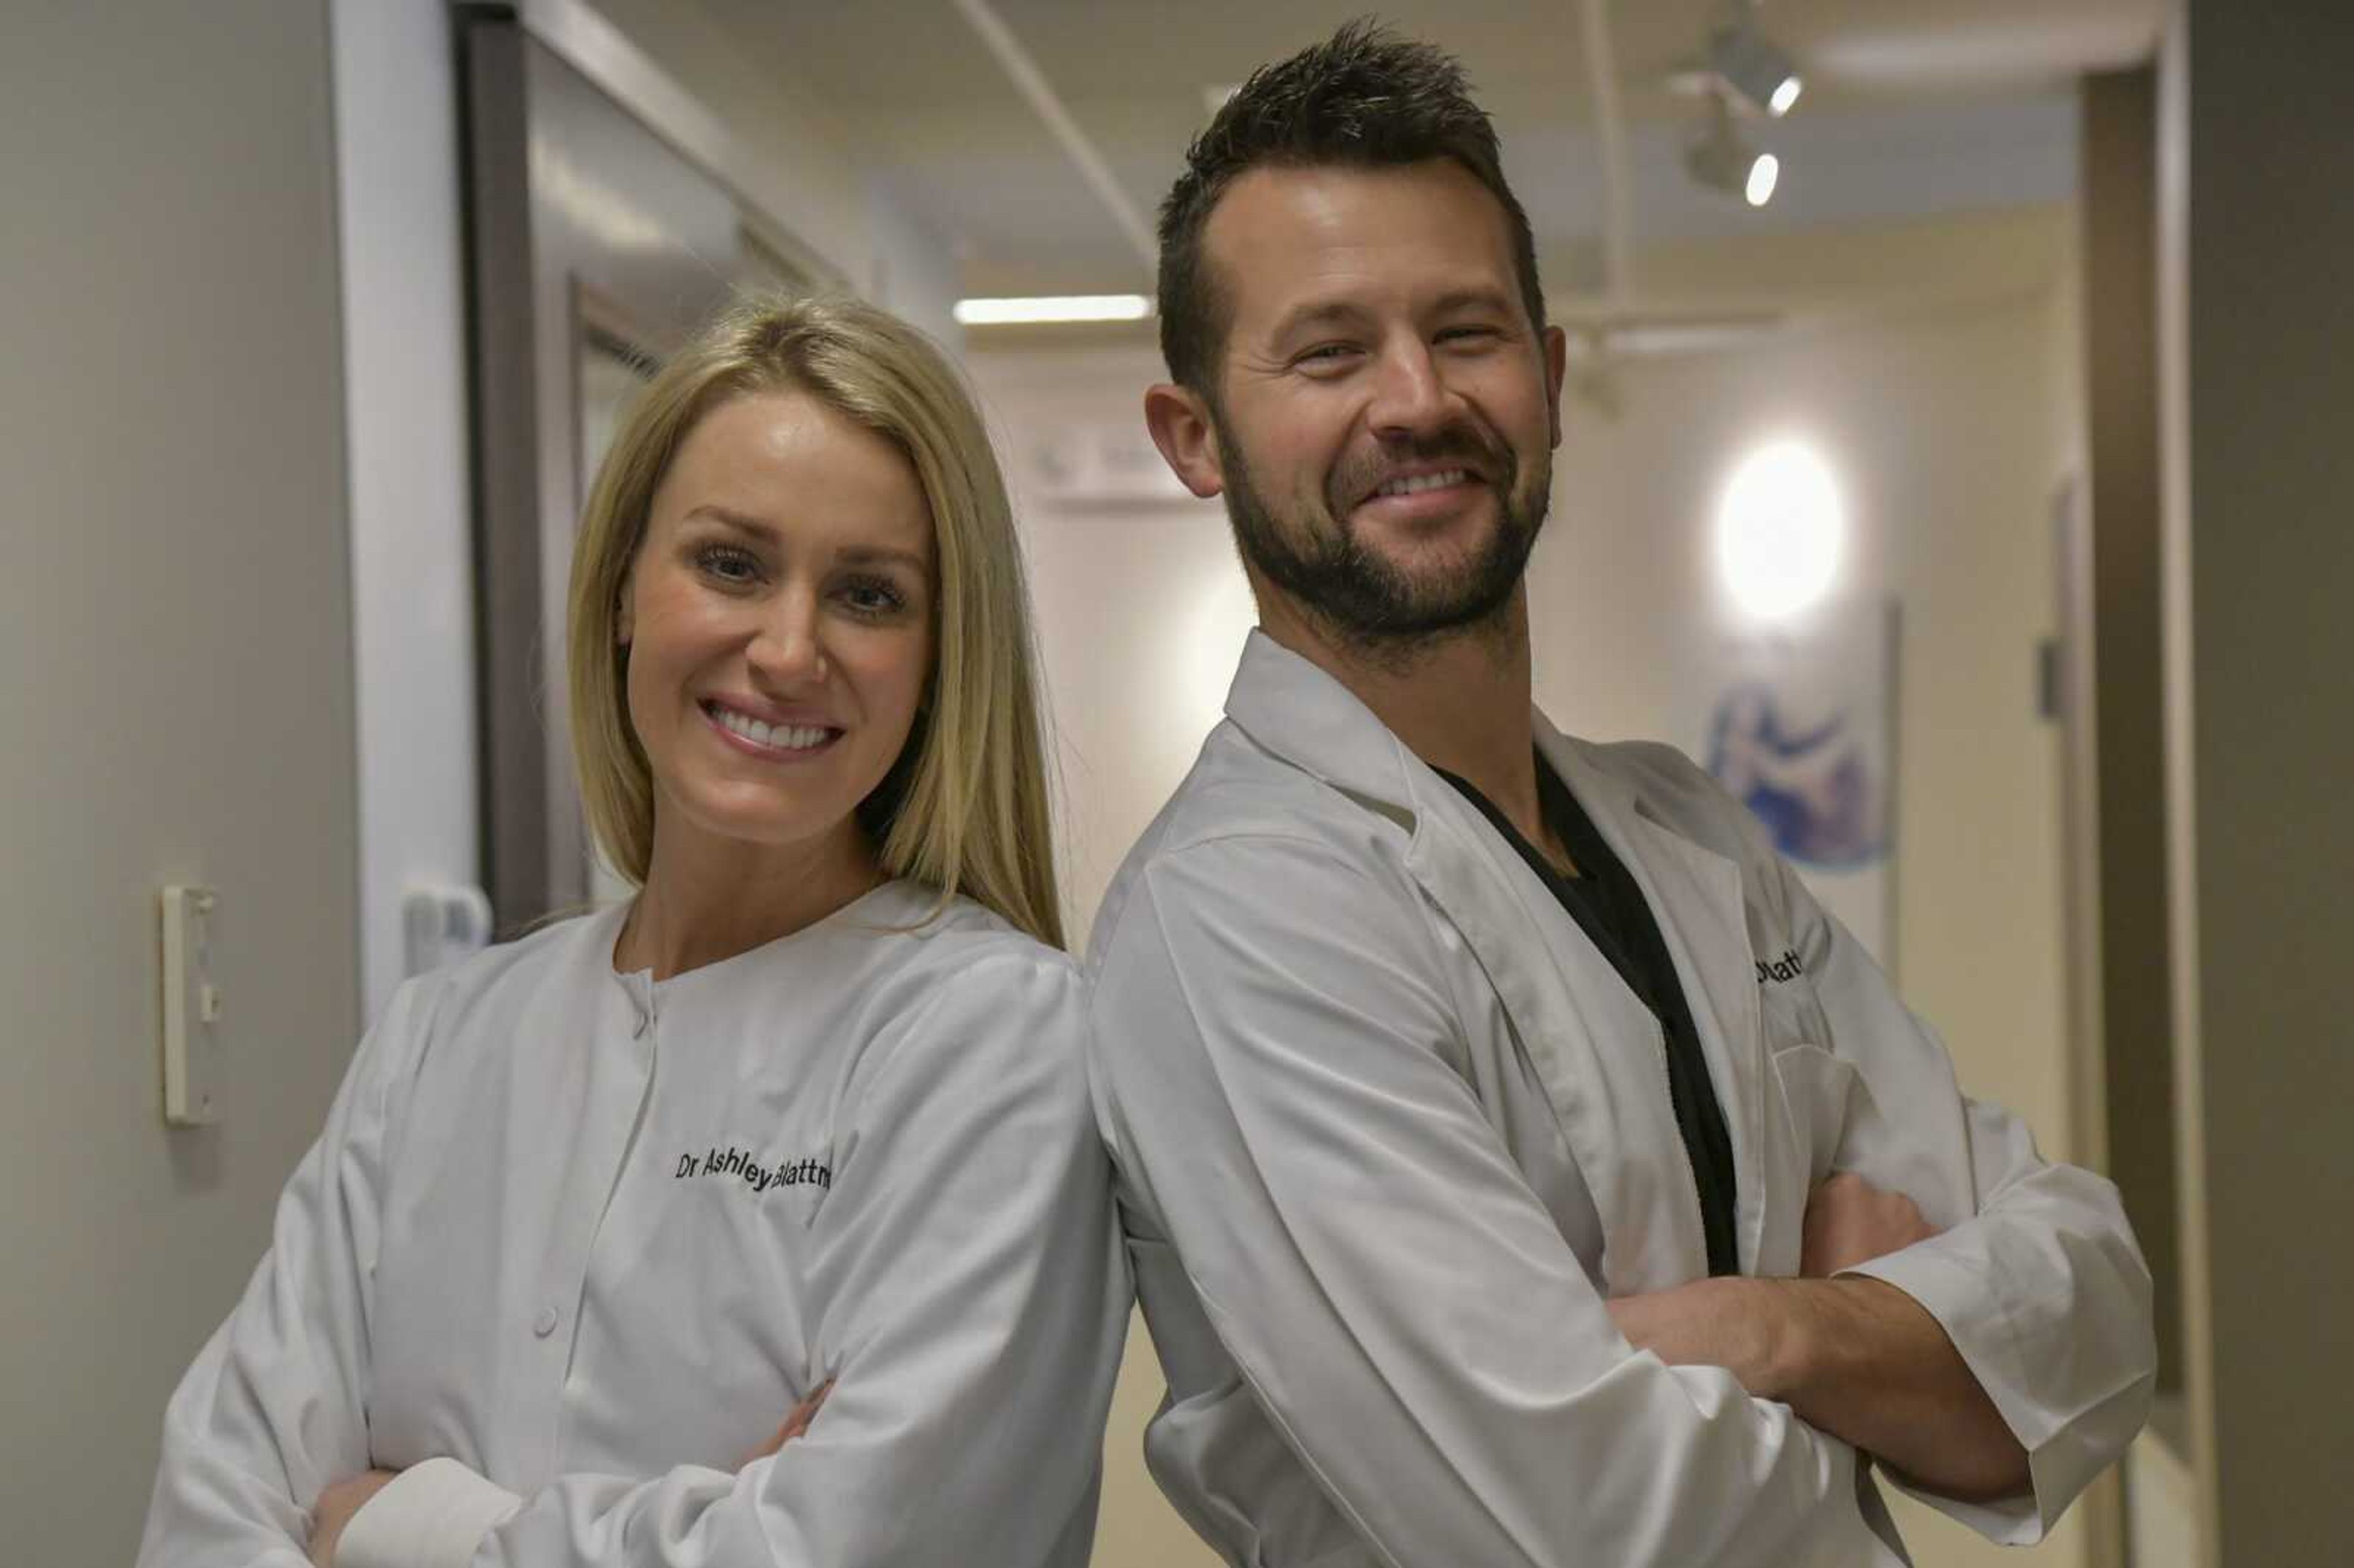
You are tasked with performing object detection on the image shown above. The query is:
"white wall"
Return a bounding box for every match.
[0,3,360,1561]
[977,248,2089,1568]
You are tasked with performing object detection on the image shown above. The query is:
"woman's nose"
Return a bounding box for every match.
[747,592,826,685]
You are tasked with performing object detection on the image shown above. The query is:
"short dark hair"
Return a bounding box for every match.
[1156,20,1547,395]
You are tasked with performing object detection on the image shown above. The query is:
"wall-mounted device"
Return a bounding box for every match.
[160,885,223,1126]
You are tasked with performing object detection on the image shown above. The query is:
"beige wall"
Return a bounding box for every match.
[0,3,360,1562]
[977,231,2092,1567]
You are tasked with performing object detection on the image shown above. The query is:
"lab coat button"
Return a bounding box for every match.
[533,1306,560,1338]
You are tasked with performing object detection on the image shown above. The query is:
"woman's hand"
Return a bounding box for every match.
[742,1379,834,1466]
[308,1469,398,1567]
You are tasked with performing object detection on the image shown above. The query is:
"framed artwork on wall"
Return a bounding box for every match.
[1692,596,1902,972]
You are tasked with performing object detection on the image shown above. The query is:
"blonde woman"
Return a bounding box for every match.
[138,297,1126,1568]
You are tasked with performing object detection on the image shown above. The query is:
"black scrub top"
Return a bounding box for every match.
[1436,752,1743,1278]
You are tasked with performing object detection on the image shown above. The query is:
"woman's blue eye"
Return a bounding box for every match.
[839,576,907,617]
[696,544,762,584]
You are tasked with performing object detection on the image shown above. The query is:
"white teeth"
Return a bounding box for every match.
[1376,468,1469,498]
[712,706,830,752]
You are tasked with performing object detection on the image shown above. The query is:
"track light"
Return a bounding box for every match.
[1709,7,1802,119]
[1686,93,1779,208]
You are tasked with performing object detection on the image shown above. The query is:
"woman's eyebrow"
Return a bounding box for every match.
[835,544,931,575]
[684,504,779,541]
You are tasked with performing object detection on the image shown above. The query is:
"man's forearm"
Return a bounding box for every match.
[1769,1276,2027,1501]
[1610,1274,2028,1503]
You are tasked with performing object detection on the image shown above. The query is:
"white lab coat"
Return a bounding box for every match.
[139,881,1126,1568]
[1087,631,2154,1568]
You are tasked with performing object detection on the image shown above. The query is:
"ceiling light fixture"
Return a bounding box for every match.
[1685,92,1780,208]
[952,294,1154,326]
[1708,2,1803,119]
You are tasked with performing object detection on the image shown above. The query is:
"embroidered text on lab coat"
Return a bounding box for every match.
[673,1144,833,1193]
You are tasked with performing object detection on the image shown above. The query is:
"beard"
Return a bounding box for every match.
[1217,421,1551,656]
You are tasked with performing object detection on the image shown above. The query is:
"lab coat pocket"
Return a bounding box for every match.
[1769,1040,1948,1247]
[1768,1043,1862,1192]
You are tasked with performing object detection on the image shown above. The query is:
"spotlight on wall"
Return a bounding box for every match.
[1709,6,1803,118]
[1715,438,1845,621]
[1685,93,1779,208]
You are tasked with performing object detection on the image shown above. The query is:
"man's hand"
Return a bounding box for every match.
[1802,1170,1937,1278]
[1607,1175,2026,1503]
[308,1469,398,1567]
[742,1379,833,1467]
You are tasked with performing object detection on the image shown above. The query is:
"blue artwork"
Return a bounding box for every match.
[1704,682,1887,869]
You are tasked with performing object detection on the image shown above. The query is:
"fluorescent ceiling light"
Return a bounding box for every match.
[953,294,1152,326]
[1745,152,1781,207]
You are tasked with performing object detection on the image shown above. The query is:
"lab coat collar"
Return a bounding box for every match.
[1222,630,1426,812]
[1222,629,1769,1285]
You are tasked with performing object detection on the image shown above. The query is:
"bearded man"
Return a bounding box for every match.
[1086,22,2154,1567]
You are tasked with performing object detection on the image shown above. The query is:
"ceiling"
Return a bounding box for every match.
[695,0,2163,305]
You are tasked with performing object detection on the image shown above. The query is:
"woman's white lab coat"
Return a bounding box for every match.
[139,881,1126,1568]
[1087,631,2154,1568]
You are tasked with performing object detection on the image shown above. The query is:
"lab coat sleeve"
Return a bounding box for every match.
[1740,786,2155,1541]
[1090,831,1884,1568]
[342,951,1127,1568]
[136,976,430,1567]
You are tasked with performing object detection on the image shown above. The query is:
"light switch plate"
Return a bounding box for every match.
[161,885,221,1126]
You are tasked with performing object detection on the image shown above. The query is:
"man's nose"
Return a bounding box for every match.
[1365,341,1457,438]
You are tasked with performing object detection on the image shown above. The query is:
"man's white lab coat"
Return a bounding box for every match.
[140,883,1126,1568]
[1087,631,2154,1568]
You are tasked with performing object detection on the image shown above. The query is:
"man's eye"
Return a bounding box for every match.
[1438,325,1504,346]
[1296,343,1362,368]
[696,544,762,584]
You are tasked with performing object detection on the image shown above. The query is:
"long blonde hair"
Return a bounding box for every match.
[566,294,1064,949]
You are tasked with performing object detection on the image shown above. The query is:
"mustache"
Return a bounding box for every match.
[1328,429,1512,512]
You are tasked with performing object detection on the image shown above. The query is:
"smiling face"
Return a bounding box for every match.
[1164,158,1566,649]
[618,389,935,873]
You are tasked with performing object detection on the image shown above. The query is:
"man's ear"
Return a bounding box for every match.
[1541,324,1569,449]
[1144,381,1227,500]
